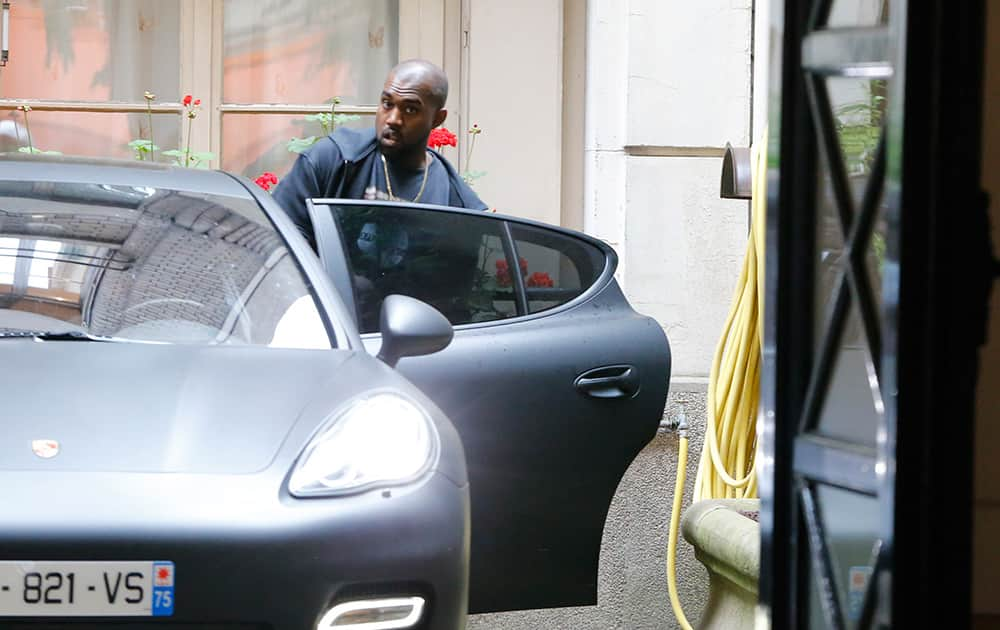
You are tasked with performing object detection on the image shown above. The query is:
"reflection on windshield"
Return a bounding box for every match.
[0,182,331,349]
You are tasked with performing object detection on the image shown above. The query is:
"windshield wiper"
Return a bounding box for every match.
[0,330,114,342]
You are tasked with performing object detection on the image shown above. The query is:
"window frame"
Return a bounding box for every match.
[201,0,456,174]
[0,0,457,174]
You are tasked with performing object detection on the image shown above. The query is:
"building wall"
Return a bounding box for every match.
[561,0,587,232]
[462,0,564,225]
[974,0,1000,621]
[585,0,753,378]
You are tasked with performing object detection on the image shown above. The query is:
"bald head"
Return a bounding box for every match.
[388,59,449,109]
[376,59,451,164]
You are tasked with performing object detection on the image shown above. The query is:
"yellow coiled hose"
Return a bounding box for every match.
[667,132,767,630]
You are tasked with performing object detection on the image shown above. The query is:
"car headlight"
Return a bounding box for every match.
[288,393,438,497]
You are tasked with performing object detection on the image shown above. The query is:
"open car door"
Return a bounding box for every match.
[308,199,671,613]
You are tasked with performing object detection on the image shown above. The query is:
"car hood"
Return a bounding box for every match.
[0,341,352,474]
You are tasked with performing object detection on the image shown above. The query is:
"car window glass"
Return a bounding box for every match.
[0,181,331,349]
[331,205,516,333]
[509,224,606,314]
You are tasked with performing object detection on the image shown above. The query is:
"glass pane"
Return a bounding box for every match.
[474,234,517,322]
[815,77,889,347]
[1,0,180,102]
[865,188,889,319]
[815,307,882,445]
[827,0,890,27]
[330,204,515,333]
[0,110,180,160]
[509,224,605,315]
[829,77,888,203]
[220,112,370,182]
[807,558,828,629]
[0,181,331,349]
[0,237,91,314]
[814,154,845,348]
[222,0,399,105]
[815,484,879,629]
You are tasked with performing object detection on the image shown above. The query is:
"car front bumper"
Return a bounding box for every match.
[0,468,470,630]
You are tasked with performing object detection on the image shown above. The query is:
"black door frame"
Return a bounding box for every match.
[759,0,992,628]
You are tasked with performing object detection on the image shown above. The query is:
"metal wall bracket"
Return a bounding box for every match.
[720,142,752,199]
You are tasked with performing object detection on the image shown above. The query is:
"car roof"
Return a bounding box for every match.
[0,153,252,199]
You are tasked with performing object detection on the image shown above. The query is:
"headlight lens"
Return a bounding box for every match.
[289,393,437,497]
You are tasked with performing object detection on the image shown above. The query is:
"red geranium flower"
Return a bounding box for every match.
[427,127,458,150]
[496,257,535,287]
[526,272,554,288]
[495,259,511,287]
[182,94,192,107]
[254,172,278,191]
[193,98,201,106]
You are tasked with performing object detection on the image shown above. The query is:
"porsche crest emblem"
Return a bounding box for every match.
[31,439,60,459]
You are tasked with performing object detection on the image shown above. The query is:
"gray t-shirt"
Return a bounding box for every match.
[365,150,450,205]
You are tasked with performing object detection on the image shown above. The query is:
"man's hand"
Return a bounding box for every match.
[364,186,391,201]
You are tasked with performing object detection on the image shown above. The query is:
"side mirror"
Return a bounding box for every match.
[376,294,454,367]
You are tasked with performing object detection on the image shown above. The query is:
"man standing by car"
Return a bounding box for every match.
[273,59,487,242]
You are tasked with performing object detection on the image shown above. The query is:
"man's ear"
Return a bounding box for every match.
[433,108,448,128]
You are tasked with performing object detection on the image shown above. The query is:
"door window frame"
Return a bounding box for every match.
[307,199,617,335]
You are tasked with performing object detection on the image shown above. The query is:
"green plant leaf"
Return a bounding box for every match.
[461,170,487,185]
[835,102,876,117]
[333,113,361,124]
[128,139,160,151]
[467,294,495,312]
[159,149,188,167]
[478,277,498,292]
[153,150,214,169]
[17,146,61,155]
[287,136,319,154]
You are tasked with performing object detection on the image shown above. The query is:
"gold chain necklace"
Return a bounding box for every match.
[381,151,430,202]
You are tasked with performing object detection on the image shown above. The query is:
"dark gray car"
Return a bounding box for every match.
[0,155,670,629]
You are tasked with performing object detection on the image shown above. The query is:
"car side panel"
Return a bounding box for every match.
[390,279,670,612]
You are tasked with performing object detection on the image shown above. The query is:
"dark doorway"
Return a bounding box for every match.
[758,0,993,627]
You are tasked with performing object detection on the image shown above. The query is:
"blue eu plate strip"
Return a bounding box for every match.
[151,561,175,616]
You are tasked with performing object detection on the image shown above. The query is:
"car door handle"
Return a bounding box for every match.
[574,365,640,399]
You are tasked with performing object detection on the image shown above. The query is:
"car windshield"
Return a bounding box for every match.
[0,179,332,349]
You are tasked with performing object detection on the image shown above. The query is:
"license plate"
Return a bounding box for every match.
[0,561,174,616]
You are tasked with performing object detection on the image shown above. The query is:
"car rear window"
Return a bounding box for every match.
[0,180,331,349]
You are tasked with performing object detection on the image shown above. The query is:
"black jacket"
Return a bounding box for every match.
[272,127,487,239]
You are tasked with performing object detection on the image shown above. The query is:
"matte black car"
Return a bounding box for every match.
[0,155,670,630]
